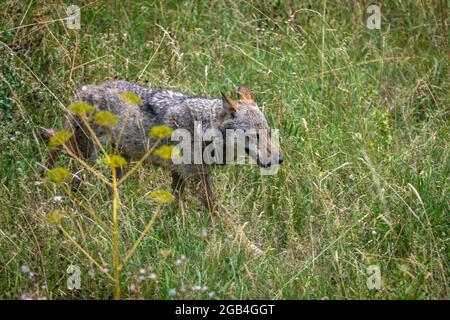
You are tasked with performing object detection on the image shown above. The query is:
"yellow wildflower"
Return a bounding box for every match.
[158,249,172,258]
[148,190,174,204]
[105,155,127,168]
[154,145,179,160]
[68,102,94,116]
[46,211,64,224]
[148,125,173,139]
[45,167,71,184]
[120,92,143,106]
[93,111,119,127]
[48,130,73,148]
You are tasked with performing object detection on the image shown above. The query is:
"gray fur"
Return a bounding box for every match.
[51,80,281,211]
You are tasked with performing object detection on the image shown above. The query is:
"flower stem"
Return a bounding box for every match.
[111,167,121,299]
[81,116,108,157]
[122,206,161,266]
[59,225,114,282]
[62,144,111,186]
[118,139,161,184]
[61,185,112,233]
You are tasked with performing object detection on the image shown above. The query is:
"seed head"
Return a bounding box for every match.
[93,111,119,127]
[68,102,94,116]
[148,190,174,204]
[120,92,143,106]
[154,145,179,160]
[45,167,71,184]
[46,211,64,224]
[105,155,127,168]
[48,130,72,148]
[149,125,173,139]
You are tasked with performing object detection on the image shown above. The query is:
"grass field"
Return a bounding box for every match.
[0,0,448,299]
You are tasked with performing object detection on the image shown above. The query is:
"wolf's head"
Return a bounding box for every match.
[218,85,282,168]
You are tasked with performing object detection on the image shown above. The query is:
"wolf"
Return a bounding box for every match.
[42,80,282,211]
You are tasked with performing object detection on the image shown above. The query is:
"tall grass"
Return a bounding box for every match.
[0,0,448,299]
[37,99,177,299]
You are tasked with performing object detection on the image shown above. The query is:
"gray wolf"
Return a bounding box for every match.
[42,80,282,211]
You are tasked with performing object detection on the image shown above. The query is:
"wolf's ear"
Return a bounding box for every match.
[221,92,238,113]
[237,85,253,101]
